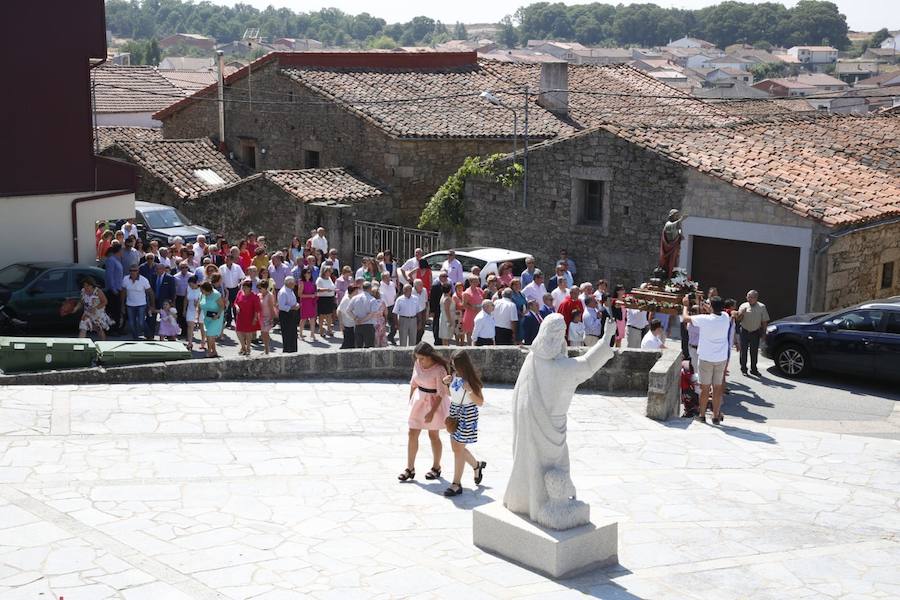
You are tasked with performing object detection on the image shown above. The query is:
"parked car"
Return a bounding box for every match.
[763,297,900,381]
[423,247,533,285]
[0,262,106,331]
[114,201,212,246]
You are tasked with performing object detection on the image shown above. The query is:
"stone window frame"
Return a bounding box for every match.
[881,261,895,290]
[570,166,612,235]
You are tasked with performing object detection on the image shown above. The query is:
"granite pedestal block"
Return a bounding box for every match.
[473,502,618,579]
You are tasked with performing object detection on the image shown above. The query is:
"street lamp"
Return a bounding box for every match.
[480,89,529,207]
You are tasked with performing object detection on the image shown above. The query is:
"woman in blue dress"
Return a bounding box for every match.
[441,350,487,497]
[199,281,225,358]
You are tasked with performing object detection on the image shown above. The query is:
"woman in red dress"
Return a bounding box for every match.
[234,279,261,356]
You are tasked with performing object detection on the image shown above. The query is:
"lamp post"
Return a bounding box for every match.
[480,89,529,207]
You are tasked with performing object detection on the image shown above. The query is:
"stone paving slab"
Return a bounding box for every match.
[0,381,898,599]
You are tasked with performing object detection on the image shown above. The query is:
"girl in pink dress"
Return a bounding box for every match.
[398,342,451,482]
[298,267,318,342]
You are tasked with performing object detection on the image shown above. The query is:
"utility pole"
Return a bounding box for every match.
[216,50,226,152]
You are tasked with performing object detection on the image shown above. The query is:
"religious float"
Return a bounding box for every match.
[616,209,703,314]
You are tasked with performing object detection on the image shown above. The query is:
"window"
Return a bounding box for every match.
[193,169,226,186]
[834,309,883,332]
[885,312,900,335]
[240,141,257,168]
[32,270,69,294]
[304,150,320,169]
[881,261,895,289]
[582,180,604,224]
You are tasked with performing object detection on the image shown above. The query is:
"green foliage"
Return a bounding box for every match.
[105,0,853,53]
[119,37,161,65]
[419,155,524,233]
[750,61,798,80]
[870,28,891,47]
[514,0,850,50]
[368,35,398,49]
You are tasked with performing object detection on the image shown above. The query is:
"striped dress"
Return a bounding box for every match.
[448,376,479,444]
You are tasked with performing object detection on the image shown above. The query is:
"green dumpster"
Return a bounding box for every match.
[0,337,97,373]
[95,341,191,367]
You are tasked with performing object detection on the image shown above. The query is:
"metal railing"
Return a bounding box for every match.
[353,220,442,264]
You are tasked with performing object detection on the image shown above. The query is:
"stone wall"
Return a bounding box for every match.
[824,219,900,310]
[0,346,664,395]
[161,61,512,225]
[186,175,391,260]
[465,129,687,288]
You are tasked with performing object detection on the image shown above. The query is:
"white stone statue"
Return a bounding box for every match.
[502,313,616,530]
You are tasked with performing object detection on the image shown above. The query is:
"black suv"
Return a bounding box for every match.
[115,201,212,246]
[763,297,900,381]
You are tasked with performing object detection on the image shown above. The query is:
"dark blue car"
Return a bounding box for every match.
[763,297,900,381]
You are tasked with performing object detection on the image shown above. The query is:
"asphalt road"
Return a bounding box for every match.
[718,353,900,440]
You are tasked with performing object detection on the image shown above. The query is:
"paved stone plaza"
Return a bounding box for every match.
[0,381,898,599]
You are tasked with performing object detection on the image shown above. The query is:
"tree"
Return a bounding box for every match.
[871,28,891,47]
[453,21,467,40]
[145,38,161,65]
[499,15,518,48]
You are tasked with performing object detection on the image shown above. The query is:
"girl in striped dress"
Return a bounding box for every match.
[441,350,486,497]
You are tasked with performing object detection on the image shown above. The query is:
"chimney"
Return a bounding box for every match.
[537,61,568,117]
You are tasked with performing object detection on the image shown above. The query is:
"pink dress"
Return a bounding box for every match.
[299,280,317,319]
[408,361,450,430]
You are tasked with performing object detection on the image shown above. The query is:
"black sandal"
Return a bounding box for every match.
[398,468,415,482]
[474,461,487,485]
[443,483,463,497]
[425,467,441,480]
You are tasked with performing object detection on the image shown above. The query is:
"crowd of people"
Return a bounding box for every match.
[87,221,771,410]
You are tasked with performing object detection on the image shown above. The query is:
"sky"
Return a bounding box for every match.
[209,0,898,32]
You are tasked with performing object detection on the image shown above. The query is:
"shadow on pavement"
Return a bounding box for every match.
[723,381,773,423]
[764,365,900,400]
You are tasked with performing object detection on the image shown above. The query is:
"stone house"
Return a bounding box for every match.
[151,51,742,226]
[464,113,900,319]
[100,137,386,255]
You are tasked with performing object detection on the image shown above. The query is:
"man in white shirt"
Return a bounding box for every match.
[682,295,732,424]
[551,278,568,309]
[219,252,245,328]
[583,296,603,346]
[492,288,519,345]
[336,286,359,349]
[441,250,465,286]
[191,235,209,268]
[392,284,419,346]
[640,318,666,350]
[120,265,152,340]
[398,248,424,286]
[413,278,428,343]
[626,308,650,349]
[311,228,329,254]
[472,300,496,346]
[349,281,377,348]
[523,270,547,305]
[120,218,139,240]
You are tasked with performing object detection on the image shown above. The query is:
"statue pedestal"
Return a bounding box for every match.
[473,503,618,579]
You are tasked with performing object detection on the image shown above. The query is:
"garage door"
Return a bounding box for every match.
[690,236,799,320]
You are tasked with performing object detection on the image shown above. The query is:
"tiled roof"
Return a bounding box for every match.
[94,126,161,152]
[104,138,245,199]
[91,64,184,113]
[600,113,900,227]
[261,168,384,204]
[278,59,737,138]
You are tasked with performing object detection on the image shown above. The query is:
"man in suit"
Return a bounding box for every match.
[429,271,448,345]
[522,300,543,345]
[147,262,176,338]
[539,293,556,319]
